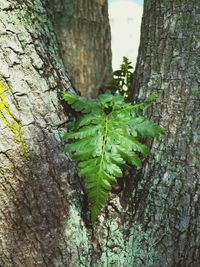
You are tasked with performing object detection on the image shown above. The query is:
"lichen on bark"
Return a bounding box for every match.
[0,0,199,266]
[129,0,200,266]
[0,81,27,155]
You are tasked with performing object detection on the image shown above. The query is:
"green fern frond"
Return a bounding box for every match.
[61,91,100,113]
[62,91,164,225]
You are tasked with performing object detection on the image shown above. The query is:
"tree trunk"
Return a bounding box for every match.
[129,0,200,266]
[0,1,80,266]
[1,1,199,267]
[0,2,127,267]
[49,0,112,97]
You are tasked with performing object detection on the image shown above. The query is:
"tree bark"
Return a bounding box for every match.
[129,0,200,266]
[0,1,79,266]
[1,1,199,267]
[0,1,127,267]
[49,0,112,97]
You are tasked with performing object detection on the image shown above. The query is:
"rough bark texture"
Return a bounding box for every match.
[1,0,199,267]
[129,0,200,266]
[49,0,112,97]
[0,1,81,266]
[0,1,134,266]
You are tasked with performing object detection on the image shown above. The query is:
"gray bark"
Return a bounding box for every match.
[0,1,78,266]
[1,0,199,267]
[0,1,126,267]
[129,0,200,266]
[49,0,112,97]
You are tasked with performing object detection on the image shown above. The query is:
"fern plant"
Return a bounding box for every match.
[107,56,133,97]
[61,91,164,225]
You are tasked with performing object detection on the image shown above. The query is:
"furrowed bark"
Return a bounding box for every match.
[0,1,84,266]
[0,1,128,266]
[128,0,200,266]
[49,0,113,97]
[1,0,199,266]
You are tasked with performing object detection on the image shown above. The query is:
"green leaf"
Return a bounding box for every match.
[76,113,103,127]
[130,117,164,137]
[63,124,102,140]
[118,148,142,168]
[61,91,100,113]
[62,91,164,225]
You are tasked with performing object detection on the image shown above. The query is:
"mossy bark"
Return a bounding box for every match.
[49,0,112,97]
[0,1,80,266]
[0,1,126,266]
[129,0,200,266]
[1,0,199,267]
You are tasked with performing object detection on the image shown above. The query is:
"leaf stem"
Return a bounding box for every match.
[100,114,109,165]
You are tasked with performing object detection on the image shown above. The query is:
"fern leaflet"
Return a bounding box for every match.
[61,92,164,225]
